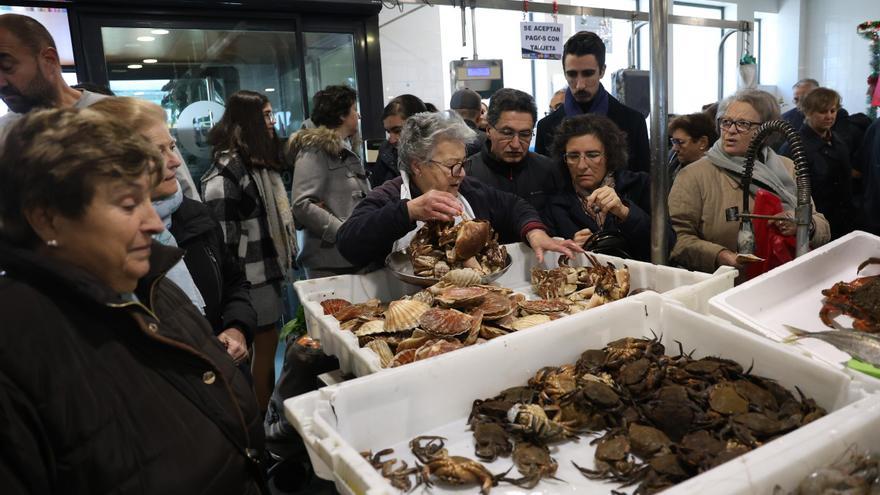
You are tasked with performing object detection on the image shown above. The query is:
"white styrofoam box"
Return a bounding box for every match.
[294,243,736,377]
[498,243,736,314]
[709,231,880,391]
[285,293,862,495]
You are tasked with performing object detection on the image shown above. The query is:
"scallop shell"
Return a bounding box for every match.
[410,290,434,306]
[441,268,483,287]
[508,314,551,331]
[366,339,394,368]
[396,329,431,352]
[320,298,352,317]
[390,348,417,368]
[354,319,386,337]
[334,299,382,322]
[518,299,570,315]
[479,325,509,340]
[475,292,514,320]
[433,261,451,279]
[384,299,430,333]
[413,338,465,361]
[435,286,488,307]
[418,308,474,337]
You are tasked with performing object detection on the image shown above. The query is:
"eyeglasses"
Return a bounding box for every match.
[717,117,762,133]
[669,137,688,146]
[491,125,534,144]
[563,151,604,166]
[427,158,469,177]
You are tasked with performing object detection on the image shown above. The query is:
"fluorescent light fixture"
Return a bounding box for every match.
[127,64,143,69]
[143,59,158,64]
[136,36,155,42]
[150,29,170,35]
[264,88,276,92]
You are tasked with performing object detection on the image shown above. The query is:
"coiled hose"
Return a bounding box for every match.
[741,119,812,257]
[742,119,811,216]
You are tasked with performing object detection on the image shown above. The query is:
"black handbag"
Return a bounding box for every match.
[583,229,632,259]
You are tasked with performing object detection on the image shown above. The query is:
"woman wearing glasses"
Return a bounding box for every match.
[336,111,582,267]
[667,112,718,182]
[289,85,370,279]
[544,114,658,262]
[668,89,830,274]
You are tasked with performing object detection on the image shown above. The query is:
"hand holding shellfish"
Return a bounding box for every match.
[406,190,463,222]
[526,229,584,264]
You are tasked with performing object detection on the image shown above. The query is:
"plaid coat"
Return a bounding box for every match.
[201,151,283,287]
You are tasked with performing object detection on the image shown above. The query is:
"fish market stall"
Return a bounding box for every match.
[284,293,869,494]
[709,231,880,392]
[294,243,735,377]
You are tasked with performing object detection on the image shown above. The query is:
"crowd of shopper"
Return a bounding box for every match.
[2,11,879,494]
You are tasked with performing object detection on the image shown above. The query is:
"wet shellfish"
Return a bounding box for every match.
[419,308,474,337]
[435,286,489,307]
[441,268,483,287]
[384,299,430,333]
[518,299,570,315]
[320,298,352,317]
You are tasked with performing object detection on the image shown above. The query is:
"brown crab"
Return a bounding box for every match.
[820,257,880,332]
[360,448,420,491]
[507,403,577,443]
[503,441,560,489]
[410,436,500,495]
[471,421,512,462]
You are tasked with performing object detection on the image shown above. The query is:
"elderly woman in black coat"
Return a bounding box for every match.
[543,114,662,262]
[780,87,855,239]
[0,109,264,494]
[336,111,581,267]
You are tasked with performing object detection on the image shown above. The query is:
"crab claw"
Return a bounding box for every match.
[857,257,880,273]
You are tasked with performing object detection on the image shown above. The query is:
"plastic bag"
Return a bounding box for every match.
[746,189,795,280]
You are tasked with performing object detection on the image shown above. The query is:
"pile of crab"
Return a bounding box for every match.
[408,219,508,278]
[820,257,880,332]
[361,335,827,494]
[320,268,566,369]
[531,254,631,308]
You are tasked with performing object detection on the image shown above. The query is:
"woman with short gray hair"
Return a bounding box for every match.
[668,88,830,277]
[337,110,582,267]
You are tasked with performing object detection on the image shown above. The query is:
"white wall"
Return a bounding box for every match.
[802,0,880,116]
[378,5,445,109]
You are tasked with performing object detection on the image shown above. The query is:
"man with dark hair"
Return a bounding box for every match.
[0,13,200,198]
[535,31,650,173]
[449,88,486,156]
[465,88,562,213]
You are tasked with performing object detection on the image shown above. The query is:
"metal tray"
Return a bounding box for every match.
[384,250,513,287]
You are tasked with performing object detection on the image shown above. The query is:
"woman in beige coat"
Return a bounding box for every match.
[668,89,830,274]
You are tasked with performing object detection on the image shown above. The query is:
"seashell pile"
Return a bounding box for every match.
[319,268,533,368]
[531,253,630,308]
[407,219,508,278]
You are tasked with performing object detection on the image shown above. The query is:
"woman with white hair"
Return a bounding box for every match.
[668,89,830,274]
[336,111,581,266]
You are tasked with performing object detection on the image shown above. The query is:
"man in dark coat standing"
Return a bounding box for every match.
[535,31,650,173]
[465,88,562,215]
[450,88,487,157]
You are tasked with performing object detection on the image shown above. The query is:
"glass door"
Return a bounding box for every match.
[86,21,307,184]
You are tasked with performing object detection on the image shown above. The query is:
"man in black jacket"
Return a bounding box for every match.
[466,88,563,214]
[450,88,487,156]
[535,31,650,173]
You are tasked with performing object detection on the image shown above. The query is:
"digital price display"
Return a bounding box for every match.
[466,67,491,77]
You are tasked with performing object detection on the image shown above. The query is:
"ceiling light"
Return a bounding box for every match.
[136,36,155,42]
[150,29,170,35]
[127,64,143,69]
[265,88,276,92]
[143,59,158,64]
